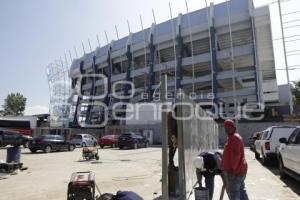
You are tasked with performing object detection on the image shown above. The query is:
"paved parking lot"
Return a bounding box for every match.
[0,147,162,200]
[0,147,299,200]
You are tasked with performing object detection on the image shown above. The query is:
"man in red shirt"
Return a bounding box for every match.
[221,119,249,200]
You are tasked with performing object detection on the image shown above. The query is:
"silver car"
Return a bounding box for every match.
[71,134,97,147]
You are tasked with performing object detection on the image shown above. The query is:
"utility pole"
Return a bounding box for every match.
[278,0,294,114]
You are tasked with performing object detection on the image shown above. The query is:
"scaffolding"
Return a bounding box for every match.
[46,60,71,128]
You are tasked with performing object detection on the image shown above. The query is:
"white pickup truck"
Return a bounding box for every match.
[278,126,300,181]
[254,126,296,165]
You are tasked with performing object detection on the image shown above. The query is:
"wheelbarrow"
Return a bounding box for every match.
[82,147,99,161]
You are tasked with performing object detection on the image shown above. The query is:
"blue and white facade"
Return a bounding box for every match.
[69,0,278,126]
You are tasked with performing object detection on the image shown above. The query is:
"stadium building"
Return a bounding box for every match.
[69,0,278,127]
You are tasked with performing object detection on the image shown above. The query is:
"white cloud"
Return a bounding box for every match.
[25,105,49,116]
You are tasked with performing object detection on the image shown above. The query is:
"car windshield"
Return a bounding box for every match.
[35,135,54,140]
[102,135,112,139]
[270,127,296,141]
[56,136,65,140]
[121,133,132,137]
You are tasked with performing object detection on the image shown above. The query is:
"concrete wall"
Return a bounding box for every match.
[278,84,291,105]
[218,121,299,146]
[125,103,161,125]
[105,124,162,144]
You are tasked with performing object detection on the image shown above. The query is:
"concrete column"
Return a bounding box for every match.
[176,29,183,89]
[85,56,97,123]
[148,33,156,101]
[248,0,261,104]
[72,61,85,126]
[124,45,133,99]
[209,3,219,111]
[104,48,113,107]
[176,14,183,89]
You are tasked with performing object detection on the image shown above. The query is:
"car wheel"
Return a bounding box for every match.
[93,142,97,147]
[278,156,286,179]
[82,143,87,147]
[133,143,138,149]
[100,145,104,149]
[30,148,37,153]
[44,145,52,153]
[119,146,123,150]
[69,145,75,151]
[255,151,260,159]
[23,141,29,148]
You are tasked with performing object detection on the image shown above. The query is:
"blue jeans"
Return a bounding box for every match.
[224,172,249,200]
[196,169,215,200]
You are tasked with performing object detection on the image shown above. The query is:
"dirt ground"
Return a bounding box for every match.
[0,147,299,200]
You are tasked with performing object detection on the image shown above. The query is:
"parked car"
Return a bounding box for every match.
[254,126,296,165]
[278,127,300,181]
[249,131,262,151]
[29,135,75,153]
[71,134,98,147]
[118,132,148,149]
[99,135,119,148]
[0,129,32,148]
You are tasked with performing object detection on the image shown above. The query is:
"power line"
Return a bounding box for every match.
[282,10,300,16]
[286,38,300,43]
[283,24,300,29]
[287,54,300,57]
[287,50,300,53]
[273,34,300,40]
[283,19,300,24]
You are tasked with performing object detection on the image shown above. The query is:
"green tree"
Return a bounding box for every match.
[2,93,27,116]
[292,80,300,106]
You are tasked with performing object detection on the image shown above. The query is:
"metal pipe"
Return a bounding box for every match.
[140,15,148,91]
[88,39,92,52]
[249,0,262,106]
[226,0,238,122]
[96,34,101,48]
[115,25,124,73]
[278,0,294,114]
[74,47,78,58]
[82,42,86,54]
[205,0,215,107]
[161,75,169,200]
[169,2,177,95]
[185,0,195,93]
[152,9,162,84]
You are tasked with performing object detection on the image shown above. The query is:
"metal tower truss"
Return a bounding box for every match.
[46,61,71,127]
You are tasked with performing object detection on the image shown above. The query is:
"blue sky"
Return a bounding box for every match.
[0,0,299,115]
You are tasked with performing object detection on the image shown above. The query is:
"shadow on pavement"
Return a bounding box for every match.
[256,157,300,196]
[267,166,300,196]
[21,152,44,155]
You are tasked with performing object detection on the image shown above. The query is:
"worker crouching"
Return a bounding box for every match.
[195,151,222,200]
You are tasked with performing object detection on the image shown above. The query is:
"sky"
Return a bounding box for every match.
[0,0,300,115]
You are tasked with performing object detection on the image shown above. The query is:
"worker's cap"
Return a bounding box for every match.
[224,119,236,129]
